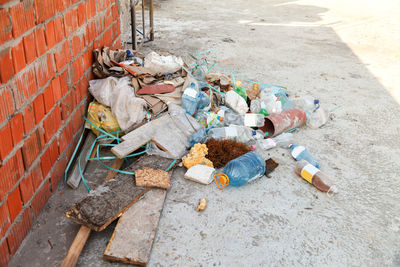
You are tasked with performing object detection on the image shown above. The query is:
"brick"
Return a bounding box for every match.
[112,36,121,50]
[43,105,61,142]
[87,20,97,44]
[61,90,76,120]
[21,129,42,169]
[12,68,37,109]
[0,239,10,267]
[31,179,50,218]
[86,0,96,19]
[12,41,27,72]
[7,208,32,255]
[72,104,85,133]
[34,27,47,57]
[54,41,70,72]
[30,163,43,190]
[44,20,56,49]
[43,85,54,114]
[59,69,69,95]
[0,48,15,83]
[53,16,65,44]
[10,1,35,38]
[77,3,86,26]
[40,146,52,178]
[0,9,12,45]
[111,3,119,21]
[104,8,112,28]
[7,186,23,222]
[23,32,37,64]
[71,33,86,57]
[70,57,83,85]
[0,150,24,201]
[59,122,72,154]
[23,103,35,133]
[34,0,55,24]
[82,48,92,70]
[0,87,14,124]
[63,7,78,36]
[11,113,24,145]
[35,53,55,88]
[0,123,13,162]
[76,75,88,104]
[50,154,67,191]
[19,174,34,204]
[103,27,113,47]
[33,93,45,123]
[52,76,62,103]
[0,202,11,238]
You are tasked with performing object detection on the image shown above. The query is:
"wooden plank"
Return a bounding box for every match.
[112,112,201,159]
[67,133,96,189]
[65,174,149,231]
[104,188,167,265]
[105,158,125,181]
[61,158,124,267]
[60,226,91,267]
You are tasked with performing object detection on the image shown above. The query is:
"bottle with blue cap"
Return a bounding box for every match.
[289,144,320,169]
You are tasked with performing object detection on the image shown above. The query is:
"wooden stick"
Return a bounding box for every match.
[60,158,125,267]
[60,226,91,267]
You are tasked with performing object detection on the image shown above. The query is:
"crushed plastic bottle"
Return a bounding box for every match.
[250,99,269,116]
[295,160,337,195]
[207,126,264,143]
[214,152,266,188]
[195,110,222,129]
[289,144,320,169]
[189,127,207,147]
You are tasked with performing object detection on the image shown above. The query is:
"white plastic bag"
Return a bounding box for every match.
[144,52,183,75]
[89,77,147,132]
[225,90,249,114]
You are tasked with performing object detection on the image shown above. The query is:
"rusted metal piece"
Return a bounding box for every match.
[259,108,306,137]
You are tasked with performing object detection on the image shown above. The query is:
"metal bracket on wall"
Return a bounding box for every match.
[130,0,154,50]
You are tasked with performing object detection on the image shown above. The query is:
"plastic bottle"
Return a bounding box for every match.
[292,96,316,113]
[289,144,320,169]
[259,93,282,114]
[207,126,264,143]
[256,132,294,150]
[295,160,337,194]
[181,82,200,115]
[234,86,247,100]
[189,128,207,147]
[214,152,266,188]
[276,92,294,110]
[197,91,211,111]
[307,107,329,128]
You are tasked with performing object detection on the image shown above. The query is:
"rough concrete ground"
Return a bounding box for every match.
[10,0,400,266]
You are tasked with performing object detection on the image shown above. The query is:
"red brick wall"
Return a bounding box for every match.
[0,0,121,265]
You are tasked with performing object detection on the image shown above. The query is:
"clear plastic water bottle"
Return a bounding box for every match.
[207,126,264,143]
[197,91,210,111]
[307,107,329,128]
[181,82,199,115]
[189,127,207,147]
[289,144,320,169]
[214,152,266,188]
[256,132,294,150]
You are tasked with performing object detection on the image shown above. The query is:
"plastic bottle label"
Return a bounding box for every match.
[291,146,305,159]
[183,88,198,98]
[244,114,258,127]
[301,164,319,183]
[225,127,238,138]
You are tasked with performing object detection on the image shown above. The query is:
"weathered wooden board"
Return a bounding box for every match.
[61,158,124,267]
[65,172,149,231]
[104,188,167,266]
[67,132,96,189]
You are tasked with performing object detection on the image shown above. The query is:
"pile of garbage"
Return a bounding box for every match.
[62,47,338,265]
[81,47,336,195]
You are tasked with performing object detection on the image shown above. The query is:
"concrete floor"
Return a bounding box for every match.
[10,0,400,266]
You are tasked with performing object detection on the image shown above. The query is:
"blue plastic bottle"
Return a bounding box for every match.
[289,144,320,169]
[182,82,200,115]
[214,152,266,188]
